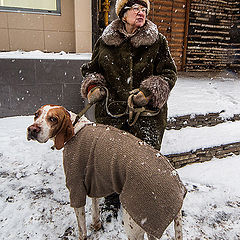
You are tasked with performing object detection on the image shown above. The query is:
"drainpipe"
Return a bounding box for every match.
[102,0,110,26]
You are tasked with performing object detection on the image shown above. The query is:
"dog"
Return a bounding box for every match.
[27,104,186,240]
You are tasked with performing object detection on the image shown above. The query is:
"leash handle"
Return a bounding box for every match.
[127,94,146,126]
[104,87,129,118]
[73,102,94,126]
[104,86,161,125]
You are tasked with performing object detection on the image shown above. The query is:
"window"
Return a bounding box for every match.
[0,0,61,15]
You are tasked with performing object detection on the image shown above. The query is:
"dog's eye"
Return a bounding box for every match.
[49,117,57,123]
[34,112,39,119]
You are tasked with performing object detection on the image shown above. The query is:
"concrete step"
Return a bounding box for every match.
[162,120,240,168]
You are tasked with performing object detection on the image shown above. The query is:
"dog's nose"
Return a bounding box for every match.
[27,125,41,140]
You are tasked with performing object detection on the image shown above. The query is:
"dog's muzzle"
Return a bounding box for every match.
[27,124,41,141]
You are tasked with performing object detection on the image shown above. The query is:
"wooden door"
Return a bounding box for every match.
[148,0,189,70]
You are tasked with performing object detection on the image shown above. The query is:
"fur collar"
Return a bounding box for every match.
[102,19,159,47]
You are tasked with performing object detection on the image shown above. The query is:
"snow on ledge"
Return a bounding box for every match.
[161,120,240,155]
[0,50,92,60]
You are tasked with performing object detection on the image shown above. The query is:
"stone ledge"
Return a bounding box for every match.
[166,142,240,169]
[167,112,240,130]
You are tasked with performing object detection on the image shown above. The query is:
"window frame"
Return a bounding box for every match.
[0,0,61,15]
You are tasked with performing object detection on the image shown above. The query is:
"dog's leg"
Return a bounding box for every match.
[174,210,183,240]
[147,234,157,240]
[122,208,145,240]
[91,198,102,231]
[74,207,87,240]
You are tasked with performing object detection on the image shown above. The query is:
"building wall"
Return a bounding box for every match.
[0,0,92,53]
[0,0,93,118]
[229,1,240,71]
[0,58,87,117]
[186,0,240,71]
[74,0,92,52]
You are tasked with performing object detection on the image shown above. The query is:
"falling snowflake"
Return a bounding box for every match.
[156,153,161,157]
[141,217,147,225]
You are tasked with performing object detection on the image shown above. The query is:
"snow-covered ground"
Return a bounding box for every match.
[0,50,92,60]
[169,71,240,118]
[162,121,240,155]
[0,115,240,240]
[0,51,240,239]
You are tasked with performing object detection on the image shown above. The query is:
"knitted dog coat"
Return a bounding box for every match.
[63,124,187,239]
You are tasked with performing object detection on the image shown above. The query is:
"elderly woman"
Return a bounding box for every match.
[81,0,177,151]
[81,0,177,219]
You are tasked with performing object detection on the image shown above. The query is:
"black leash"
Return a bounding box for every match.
[72,102,94,126]
[72,86,160,128]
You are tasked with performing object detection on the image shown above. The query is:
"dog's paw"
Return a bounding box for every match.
[78,233,87,240]
[92,220,102,231]
[79,237,87,240]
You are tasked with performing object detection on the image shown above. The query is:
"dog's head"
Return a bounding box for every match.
[27,105,74,150]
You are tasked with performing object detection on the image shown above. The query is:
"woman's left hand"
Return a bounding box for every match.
[131,88,152,107]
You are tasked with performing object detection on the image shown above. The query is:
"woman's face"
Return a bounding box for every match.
[123,4,147,29]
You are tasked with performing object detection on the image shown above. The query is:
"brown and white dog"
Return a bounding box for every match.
[27,104,185,240]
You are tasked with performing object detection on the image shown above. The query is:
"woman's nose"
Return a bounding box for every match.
[137,11,145,17]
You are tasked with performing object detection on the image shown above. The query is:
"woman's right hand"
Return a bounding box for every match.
[87,86,106,104]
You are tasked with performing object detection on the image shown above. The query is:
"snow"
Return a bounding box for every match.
[169,71,240,118]
[0,51,240,239]
[162,121,240,154]
[0,115,240,239]
[0,50,92,60]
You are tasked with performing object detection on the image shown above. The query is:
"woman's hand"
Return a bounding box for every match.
[87,86,106,104]
[130,88,152,107]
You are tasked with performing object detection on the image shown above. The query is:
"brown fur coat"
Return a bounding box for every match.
[80,19,177,150]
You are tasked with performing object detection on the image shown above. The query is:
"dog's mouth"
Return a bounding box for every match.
[27,125,51,144]
[27,133,35,141]
[27,133,38,141]
[27,125,43,142]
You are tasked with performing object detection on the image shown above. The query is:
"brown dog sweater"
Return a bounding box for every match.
[63,124,187,239]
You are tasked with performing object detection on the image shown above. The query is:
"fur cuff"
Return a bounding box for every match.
[140,76,170,109]
[81,73,105,98]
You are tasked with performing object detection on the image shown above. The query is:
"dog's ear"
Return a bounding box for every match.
[54,111,74,150]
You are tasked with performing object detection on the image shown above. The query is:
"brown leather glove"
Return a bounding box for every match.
[87,86,106,104]
[130,88,152,107]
